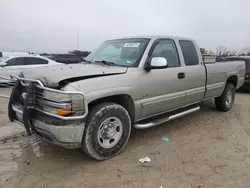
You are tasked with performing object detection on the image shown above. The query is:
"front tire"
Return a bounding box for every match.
[215,83,235,112]
[82,102,131,160]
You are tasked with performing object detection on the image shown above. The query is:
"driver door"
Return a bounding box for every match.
[140,39,187,118]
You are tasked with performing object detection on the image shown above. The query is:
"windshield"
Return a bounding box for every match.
[85,38,150,67]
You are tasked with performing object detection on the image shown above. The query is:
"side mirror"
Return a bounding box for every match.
[0,62,7,67]
[145,57,168,71]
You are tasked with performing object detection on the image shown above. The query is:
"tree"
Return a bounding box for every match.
[216,46,237,57]
[239,47,250,56]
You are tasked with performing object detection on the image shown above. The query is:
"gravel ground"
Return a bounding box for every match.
[0,87,250,188]
[0,87,12,127]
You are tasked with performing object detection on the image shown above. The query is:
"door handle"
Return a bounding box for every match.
[178,72,185,79]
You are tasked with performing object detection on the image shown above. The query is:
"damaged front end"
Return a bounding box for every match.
[8,75,88,149]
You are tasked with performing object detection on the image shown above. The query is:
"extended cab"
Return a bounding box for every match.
[8,36,245,160]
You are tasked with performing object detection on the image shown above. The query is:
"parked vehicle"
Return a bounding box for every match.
[0,55,61,85]
[216,56,250,91]
[0,51,29,58]
[49,54,83,64]
[8,36,245,160]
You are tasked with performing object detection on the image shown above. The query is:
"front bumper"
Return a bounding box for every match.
[8,76,87,149]
[33,120,85,149]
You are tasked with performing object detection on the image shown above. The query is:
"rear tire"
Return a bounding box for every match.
[215,83,235,112]
[82,102,131,161]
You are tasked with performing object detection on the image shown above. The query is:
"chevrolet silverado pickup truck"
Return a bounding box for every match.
[8,36,245,160]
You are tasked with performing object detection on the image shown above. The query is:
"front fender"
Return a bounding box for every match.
[84,86,135,103]
[84,87,141,121]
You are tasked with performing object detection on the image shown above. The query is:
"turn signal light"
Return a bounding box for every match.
[56,107,71,116]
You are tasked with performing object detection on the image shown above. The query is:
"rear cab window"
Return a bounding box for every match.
[179,40,199,66]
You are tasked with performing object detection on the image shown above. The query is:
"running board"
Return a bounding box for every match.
[134,105,200,129]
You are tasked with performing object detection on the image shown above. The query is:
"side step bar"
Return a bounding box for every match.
[134,105,200,129]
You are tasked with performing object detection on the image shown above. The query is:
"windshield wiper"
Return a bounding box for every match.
[82,59,92,64]
[94,60,116,66]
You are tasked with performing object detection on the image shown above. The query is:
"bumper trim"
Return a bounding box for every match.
[32,119,85,148]
[35,127,81,149]
[11,74,44,87]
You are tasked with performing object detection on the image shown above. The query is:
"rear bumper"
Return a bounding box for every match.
[239,80,250,91]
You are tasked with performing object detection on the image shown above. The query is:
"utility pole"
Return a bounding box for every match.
[76,28,79,50]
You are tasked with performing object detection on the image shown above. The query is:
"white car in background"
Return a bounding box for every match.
[0,55,61,85]
[0,51,29,58]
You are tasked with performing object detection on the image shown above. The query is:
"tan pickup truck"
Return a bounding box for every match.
[8,35,245,160]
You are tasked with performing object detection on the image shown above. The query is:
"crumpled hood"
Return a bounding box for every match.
[21,63,127,88]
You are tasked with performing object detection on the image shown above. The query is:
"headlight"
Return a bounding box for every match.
[43,90,71,102]
[40,90,85,116]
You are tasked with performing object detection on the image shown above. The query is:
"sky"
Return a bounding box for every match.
[1,0,250,53]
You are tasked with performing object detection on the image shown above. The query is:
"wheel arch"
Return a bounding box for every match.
[88,94,135,122]
[226,75,238,88]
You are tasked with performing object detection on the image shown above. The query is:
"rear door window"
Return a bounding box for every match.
[5,57,25,66]
[179,40,199,66]
[24,57,48,65]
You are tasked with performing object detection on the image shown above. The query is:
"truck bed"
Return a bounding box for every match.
[204,60,245,99]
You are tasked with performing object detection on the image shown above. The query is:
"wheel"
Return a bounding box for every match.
[82,102,131,160]
[215,83,235,112]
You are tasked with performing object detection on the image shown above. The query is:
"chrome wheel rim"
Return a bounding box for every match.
[97,117,123,149]
[225,90,233,107]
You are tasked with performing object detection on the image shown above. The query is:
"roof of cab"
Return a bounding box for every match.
[105,35,194,42]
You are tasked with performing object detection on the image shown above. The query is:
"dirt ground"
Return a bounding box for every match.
[0,87,250,188]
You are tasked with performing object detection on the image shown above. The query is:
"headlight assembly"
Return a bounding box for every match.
[37,89,85,116]
[43,90,71,102]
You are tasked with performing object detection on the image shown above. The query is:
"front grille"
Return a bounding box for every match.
[11,75,88,120]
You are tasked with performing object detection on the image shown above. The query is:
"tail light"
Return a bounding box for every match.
[245,71,250,78]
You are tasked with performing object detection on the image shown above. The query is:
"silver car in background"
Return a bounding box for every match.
[0,55,61,85]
